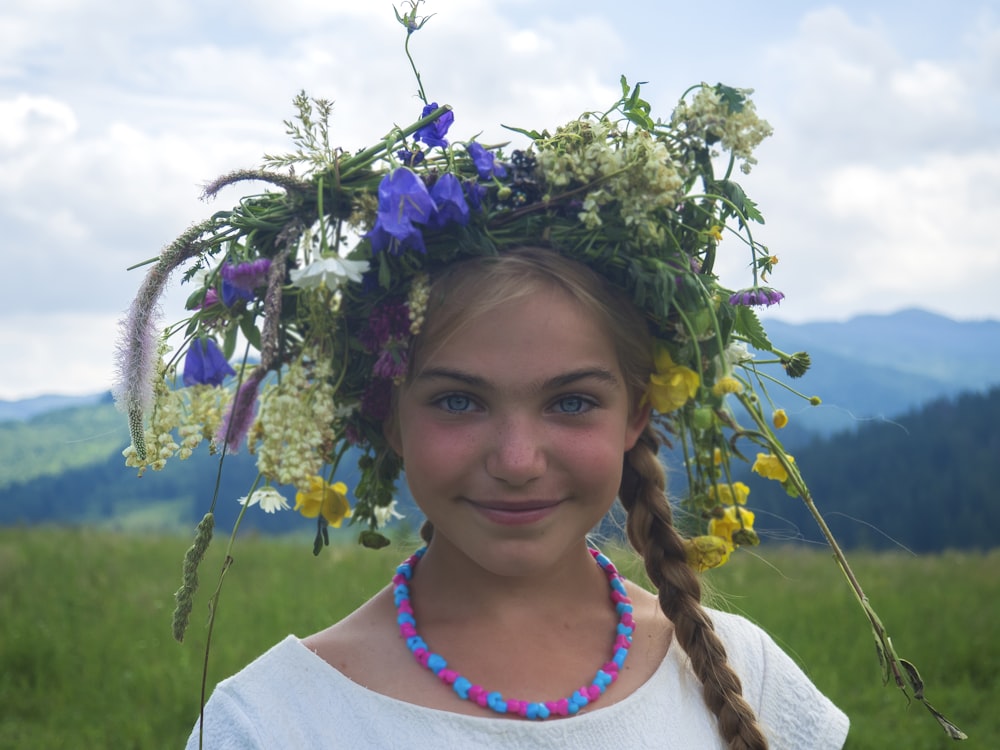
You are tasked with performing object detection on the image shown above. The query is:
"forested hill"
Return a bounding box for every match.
[1,386,998,553]
[740,386,1000,554]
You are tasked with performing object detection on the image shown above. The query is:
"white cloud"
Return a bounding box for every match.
[0,312,120,399]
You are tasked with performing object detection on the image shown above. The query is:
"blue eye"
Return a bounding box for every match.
[439,394,474,413]
[554,395,592,414]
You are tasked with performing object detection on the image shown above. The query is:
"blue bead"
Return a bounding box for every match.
[610,578,628,596]
[406,635,427,652]
[615,602,633,615]
[396,612,416,626]
[595,553,611,568]
[487,692,507,713]
[427,653,447,674]
[395,564,412,579]
[453,676,471,699]
[617,623,634,636]
[613,647,628,668]
[526,702,541,720]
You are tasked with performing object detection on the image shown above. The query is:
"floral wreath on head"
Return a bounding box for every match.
[112,2,962,738]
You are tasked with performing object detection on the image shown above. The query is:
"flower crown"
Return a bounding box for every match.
[112,4,962,736]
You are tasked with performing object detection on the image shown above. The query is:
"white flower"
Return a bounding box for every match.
[289,257,369,290]
[237,486,290,513]
[723,342,753,367]
[374,500,404,529]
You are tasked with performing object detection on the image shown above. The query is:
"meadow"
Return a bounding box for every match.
[0,526,995,749]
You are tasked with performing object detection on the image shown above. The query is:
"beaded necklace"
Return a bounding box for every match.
[391,546,635,720]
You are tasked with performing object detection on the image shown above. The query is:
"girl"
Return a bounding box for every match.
[118,8,958,748]
[180,249,848,749]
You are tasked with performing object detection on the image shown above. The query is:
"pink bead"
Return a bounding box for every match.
[614,635,631,650]
[610,590,629,603]
[602,661,618,674]
[400,624,416,637]
[621,612,634,627]
[415,650,430,667]
[469,684,485,700]
[547,699,570,716]
[438,668,459,684]
[587,684,602,700]
[509,699,527,716]
[398,600,414,614]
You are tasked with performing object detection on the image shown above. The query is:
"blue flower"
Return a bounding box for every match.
[464,179,487,211]
[396,148,425,167]
[729,287,786,307]
[365,168,436,255]
[428,173,469,228]
[221,280,254,307]
[183,338,236,387]
[414,102,453,148]
[466,142,507,180]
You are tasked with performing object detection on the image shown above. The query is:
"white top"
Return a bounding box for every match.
[185,609,849,749]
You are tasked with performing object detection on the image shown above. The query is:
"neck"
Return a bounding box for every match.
[410,538,613,623]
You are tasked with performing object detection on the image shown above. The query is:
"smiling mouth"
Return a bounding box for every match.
[466,498,563,526]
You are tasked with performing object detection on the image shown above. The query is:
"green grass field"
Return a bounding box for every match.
[0,527,994,749]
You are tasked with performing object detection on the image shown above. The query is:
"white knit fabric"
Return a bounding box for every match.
[185,609,848,749]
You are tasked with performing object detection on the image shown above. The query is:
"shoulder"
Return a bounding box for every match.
[701,608,850,750]
[185,636,335,749]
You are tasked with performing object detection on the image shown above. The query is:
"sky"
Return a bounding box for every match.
[2,0,998,399]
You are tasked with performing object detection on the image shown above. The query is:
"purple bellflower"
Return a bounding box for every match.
[414,102,454,148]
[183,337,236,387]
[729,286,786,307]
[365,168,437,255]
[428,173,470,228]
[467,142,507,180]
[220,259,270,306]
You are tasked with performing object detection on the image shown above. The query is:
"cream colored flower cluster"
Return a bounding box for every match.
[407,273,430,335]
[251,352,337,490]
[123,367,231,473]
[536,119,685,247]
[177,385,229,459]
[670,85,773,174]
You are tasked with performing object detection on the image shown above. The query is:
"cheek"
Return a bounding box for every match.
[399,418,481,480]
[558,428,627,485]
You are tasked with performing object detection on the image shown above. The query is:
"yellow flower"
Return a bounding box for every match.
[751,452,794,482]
[708,505,756,548]
[707,225,724,242]
[684,535,732,572]
[645,345,700,413]
[294,477,353,527]
[708,481,750,506]
[711,375,743,397]
[772,408,788,429]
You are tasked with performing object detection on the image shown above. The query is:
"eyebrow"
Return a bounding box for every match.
[414,366,621,390]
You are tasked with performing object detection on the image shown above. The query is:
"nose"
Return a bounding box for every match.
[485,414,546,486]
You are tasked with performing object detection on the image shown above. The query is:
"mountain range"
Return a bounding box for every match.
[1,308,997,552]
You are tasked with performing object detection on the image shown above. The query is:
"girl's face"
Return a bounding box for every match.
[386,285,648,576]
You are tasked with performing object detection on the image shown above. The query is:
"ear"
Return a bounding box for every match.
[623,401,651,452]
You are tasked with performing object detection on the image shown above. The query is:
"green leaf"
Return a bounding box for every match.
[239,315,262,352]
[222,324,239,360]
[734,306,771,351]
[714,83,746,113]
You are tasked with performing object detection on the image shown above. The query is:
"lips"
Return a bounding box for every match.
[466,498,563,526]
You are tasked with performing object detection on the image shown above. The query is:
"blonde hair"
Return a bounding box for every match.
[408,247,768,749]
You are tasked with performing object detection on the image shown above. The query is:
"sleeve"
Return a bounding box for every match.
[183,687,268,750]
[743,621,850,750]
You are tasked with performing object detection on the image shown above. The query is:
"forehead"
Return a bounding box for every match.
[413,285,622,381]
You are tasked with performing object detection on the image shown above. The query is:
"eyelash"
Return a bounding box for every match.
[432,393,597,415]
